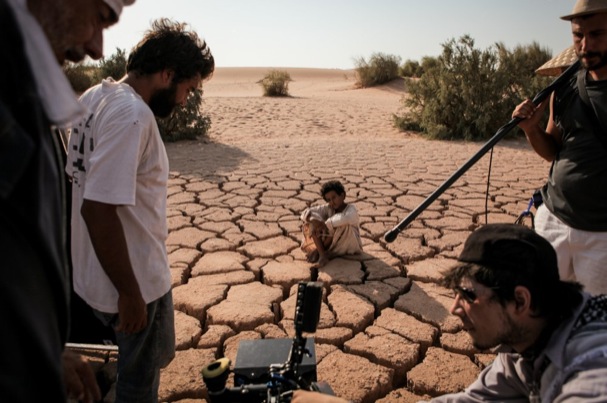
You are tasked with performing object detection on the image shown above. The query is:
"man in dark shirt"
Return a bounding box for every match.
[0,0,133,401]
[513,0,607,295]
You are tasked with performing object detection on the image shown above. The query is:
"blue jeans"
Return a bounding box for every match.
[94,291,175,403]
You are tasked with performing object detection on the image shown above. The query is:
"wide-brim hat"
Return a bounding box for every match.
[561,0,607,20]
[535,46,577,76]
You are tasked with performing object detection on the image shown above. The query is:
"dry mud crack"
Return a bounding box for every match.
[73,69,550,402]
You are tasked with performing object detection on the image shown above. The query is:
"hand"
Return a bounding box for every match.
[62,350,101,403]
[115,293,147,334]
[317,254,330,268]
[512,98,549,133]
[311,221,328,237]
[291,390,347,403]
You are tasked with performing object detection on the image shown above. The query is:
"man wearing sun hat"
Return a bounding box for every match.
[0,0,134,401]
[292,224,607,403]
[513,0,607,296]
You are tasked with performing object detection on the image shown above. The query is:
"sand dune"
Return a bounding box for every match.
[201,67,408,143]
[204,67,358,97]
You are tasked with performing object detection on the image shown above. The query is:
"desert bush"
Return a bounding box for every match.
[495,41,554,100]
[259,70,292,97]
[420,56,439,73]
[400,56,439,78]
[400,59,422,78]
[354,52,401,87]
[63,48,127,92]
[95,48,128,81]
[63,63,96,93]
[393,35,551,140]
[156,88,211,141]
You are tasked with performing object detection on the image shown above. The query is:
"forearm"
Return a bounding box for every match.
[514,96,560,162]
[302,205,329,223]
[523,125,559,162]
[80,199,141,299]
[326,207,359,230]
[62,350,101,403]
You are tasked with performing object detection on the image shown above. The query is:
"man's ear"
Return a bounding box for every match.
[512,285,533,315]
[160,69,175,85]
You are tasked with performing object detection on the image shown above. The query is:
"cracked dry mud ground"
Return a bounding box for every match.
[71,69,550,402]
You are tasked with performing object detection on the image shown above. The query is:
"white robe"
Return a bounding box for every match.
[300,203,363,257]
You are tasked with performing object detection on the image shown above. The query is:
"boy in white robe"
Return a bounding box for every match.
[300,180,363,267]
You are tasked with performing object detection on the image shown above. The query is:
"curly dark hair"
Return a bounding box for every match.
[127,18,214,83]
[320,180,346,198]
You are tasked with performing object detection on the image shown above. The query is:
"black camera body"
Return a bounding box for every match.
[201,281,332,403]
[233,338,317,387]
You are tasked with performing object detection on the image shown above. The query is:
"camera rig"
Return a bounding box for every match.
[201,281,333,402]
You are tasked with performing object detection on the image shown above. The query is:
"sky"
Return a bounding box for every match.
[104,0,577,70]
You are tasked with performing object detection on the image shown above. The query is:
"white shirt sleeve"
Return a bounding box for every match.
[83,103,149,206]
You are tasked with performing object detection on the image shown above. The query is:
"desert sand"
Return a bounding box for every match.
[74,67,551,402]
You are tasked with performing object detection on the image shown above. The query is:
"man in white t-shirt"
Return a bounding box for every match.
[66,19,214,402]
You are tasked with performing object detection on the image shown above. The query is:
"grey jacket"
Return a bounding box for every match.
[430,293,607,402]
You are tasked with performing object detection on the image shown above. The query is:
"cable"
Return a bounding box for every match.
[484,147,494,225]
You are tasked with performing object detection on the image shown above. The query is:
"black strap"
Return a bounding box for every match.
[576,70,607,152]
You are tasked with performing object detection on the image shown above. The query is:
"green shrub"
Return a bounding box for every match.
[156,88,211,142]
[393,35,552,140]
[63,63,95,93]
[354,52,401,87]
[400,59,422,78]
[64,47,127,92]
[259,70,292,96]
[95,48,127,81]
[392,113,423,132]
[400,57,440,78]
[495,41,554,100]
[420,56,439,74]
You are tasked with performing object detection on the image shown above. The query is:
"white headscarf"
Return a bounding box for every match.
[6,0,135,128]
[103,0,136,18]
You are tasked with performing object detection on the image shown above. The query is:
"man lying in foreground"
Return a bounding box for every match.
[293,223,607,402]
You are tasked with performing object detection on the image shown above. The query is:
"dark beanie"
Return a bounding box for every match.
[458,224,559,284]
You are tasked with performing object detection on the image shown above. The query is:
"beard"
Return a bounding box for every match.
[149,83,178,118]
[470,315,529,351]
[578,50,607,71]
